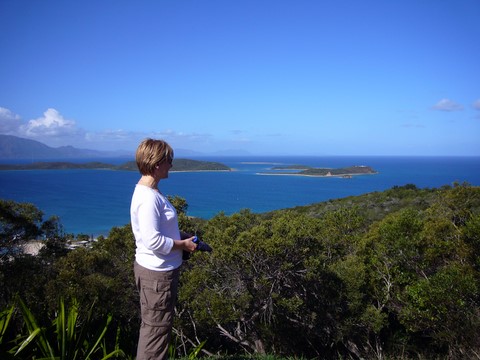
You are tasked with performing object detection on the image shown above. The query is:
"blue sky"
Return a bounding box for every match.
[1,0,479,156]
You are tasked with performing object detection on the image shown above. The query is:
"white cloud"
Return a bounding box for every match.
[473,99,480,111]
[431,98,464,112]
[20,108,81,138]
[83,128,215,152]
[151,130,212,142]
[0,107,22,133]
[401,123,425,128]
[85,129,137,142]
[0,107,220,152]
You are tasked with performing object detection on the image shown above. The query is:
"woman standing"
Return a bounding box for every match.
[130,138,197,360]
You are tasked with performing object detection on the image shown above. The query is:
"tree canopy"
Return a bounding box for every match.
[1,183,479,359]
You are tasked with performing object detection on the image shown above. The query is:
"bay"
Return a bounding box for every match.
[0,156,479,236]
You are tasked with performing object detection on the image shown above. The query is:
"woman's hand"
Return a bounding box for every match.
[174,236,197,253]
[183,236,198,253]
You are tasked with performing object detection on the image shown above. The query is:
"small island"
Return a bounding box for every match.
[0,159,231,172]
[261,164,377,178]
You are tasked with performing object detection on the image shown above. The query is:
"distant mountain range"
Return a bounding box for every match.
[0,135,130,160]
[0,135,251,160]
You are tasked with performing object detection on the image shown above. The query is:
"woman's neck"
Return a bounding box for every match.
[138,175,158,190]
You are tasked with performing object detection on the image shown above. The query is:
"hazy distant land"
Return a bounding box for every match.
[0,159,231,172]
[260,164,377,177]
[0,161,377,177]
[0,135,375,177]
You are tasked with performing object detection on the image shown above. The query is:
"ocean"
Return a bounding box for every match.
[0,156,479,236]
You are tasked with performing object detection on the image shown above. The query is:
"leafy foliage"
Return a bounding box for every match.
[8,297,124,359]
[1,184,480,359]
[0,199,44,260]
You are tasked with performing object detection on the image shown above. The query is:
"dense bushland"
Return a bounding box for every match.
[1,182,479,359]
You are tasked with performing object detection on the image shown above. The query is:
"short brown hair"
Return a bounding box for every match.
[135,138,174,175]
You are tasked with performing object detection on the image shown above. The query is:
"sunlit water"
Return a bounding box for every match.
[1,156,479,236]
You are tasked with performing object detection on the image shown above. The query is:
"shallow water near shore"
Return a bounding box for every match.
[0,155,479,236]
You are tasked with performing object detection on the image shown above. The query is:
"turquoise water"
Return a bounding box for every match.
[1,156,479,236]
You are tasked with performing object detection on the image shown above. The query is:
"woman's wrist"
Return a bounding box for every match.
[173,239,186,250]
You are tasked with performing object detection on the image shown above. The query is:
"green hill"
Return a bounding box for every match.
[0,159,231,171]
[264,183,455,223]
[268,164,377,177]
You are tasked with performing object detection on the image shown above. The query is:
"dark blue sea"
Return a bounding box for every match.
[0,156,479,236]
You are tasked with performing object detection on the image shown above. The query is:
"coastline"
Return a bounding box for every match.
[170,169,232,173]
[3,156,478,236]
[256,172,377,178]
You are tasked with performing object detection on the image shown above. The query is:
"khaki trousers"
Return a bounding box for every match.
[134,262,180,360]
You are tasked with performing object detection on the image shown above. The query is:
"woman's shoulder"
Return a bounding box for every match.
[133,185,166,202]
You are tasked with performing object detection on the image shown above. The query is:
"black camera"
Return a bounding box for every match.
[183,235,212,260]
[192,236,212,252]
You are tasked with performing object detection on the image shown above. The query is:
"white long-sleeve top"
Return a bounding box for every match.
[130,184,182,271]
